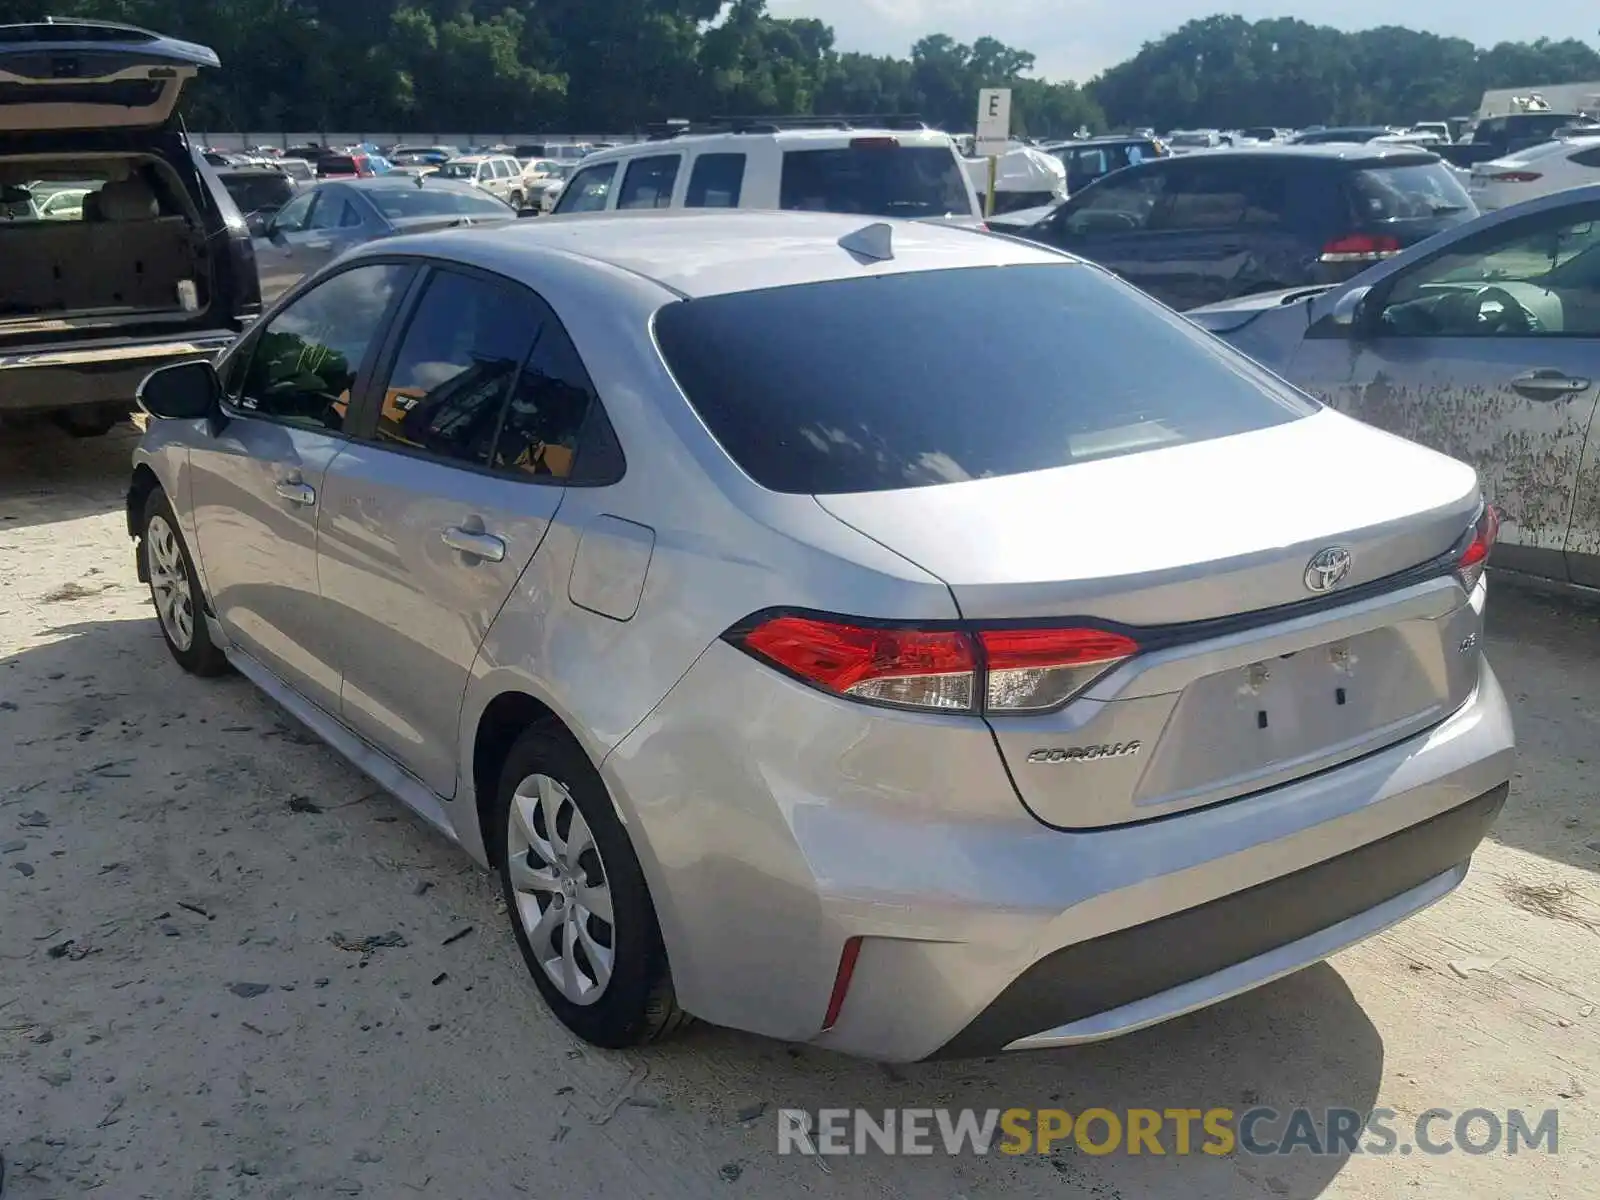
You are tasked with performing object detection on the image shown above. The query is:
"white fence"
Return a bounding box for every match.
[192,132,647,152]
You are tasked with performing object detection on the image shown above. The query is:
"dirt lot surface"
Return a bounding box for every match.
[2,424,1597,1199]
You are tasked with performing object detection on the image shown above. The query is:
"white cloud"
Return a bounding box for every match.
[768,1,1597,82]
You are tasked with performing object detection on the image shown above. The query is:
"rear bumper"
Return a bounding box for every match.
[0,330,235,415]
[605,642,1514,1062]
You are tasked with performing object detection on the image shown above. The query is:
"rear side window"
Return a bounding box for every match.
[780,145,972,218]
[220,173,294,216]
[618,155,681,210]
[653,264,1312,495]
[1151,165,1288,231]
[686,153,746,207]
[554,162,616,214]
[1348,163,1473,221]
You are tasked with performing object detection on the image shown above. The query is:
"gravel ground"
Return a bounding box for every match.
[2,422,1597,1198]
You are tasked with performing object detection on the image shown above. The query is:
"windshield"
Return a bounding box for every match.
[363,184,511,220]
[1349,162,1475,221]
[653,264,1312,495]
[317,156,358,177]
[779,145,973,219]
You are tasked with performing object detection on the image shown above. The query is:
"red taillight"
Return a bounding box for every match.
[1456,504,1500,592]
[849,137,900,149]
[980,627,1139,712]
[1319,233,1403,264]
[1489,170,1542,183]
[731,614,1137,715]
[821,936,863,1031]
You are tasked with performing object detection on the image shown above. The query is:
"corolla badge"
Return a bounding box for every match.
[1303,546,1353,594]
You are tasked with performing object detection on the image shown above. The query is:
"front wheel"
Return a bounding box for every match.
[493,726,688,1048]
[142,488,229,677]
[509,190,525,209]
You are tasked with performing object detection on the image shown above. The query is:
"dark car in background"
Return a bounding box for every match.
[999,145,1477,310]
[0,20,258,436]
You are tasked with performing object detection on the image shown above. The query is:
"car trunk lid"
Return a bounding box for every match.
[0,21,218,133]
[816,409,1485,828]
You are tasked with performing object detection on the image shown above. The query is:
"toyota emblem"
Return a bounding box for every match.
[1304,547,1353,594]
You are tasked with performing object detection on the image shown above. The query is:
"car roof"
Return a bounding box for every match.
[354,209,1068,300]
[575,127,955,167]
[1130,144,1441,166]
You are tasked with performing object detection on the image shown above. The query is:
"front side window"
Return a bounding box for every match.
[270,190,315,233]
[1377,206,1600,337]
[1059,171,1167,235]
[553,162,616,214]
[1151,165,1287,231]
[308,195,356,231]
[235,263,409,432]
[618,155,681,210]
[371,271,543,467]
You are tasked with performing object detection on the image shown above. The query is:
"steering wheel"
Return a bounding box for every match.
[1470,284,1540,334]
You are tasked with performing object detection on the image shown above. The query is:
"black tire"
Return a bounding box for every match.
[141,488,230,677]
[493,725,688,1048]
[509,190,525,209]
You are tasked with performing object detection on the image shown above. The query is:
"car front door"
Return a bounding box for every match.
[295,186,366,278]
[253,189,315,303]
[1289,199,1600,583]
[315,266,591,795]
[187,261,414,711]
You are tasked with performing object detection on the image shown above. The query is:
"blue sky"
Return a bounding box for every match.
[767,1,1596,82]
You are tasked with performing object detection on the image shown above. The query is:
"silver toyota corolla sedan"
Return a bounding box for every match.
[126,210,1514,1062]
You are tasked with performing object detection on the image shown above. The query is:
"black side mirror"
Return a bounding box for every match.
[246,212,269,238]
[137,360,220,421]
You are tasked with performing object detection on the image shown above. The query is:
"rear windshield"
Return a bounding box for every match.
[317,156,358,177]
[1348,162,1474,221]
[780,145,973,219]
[220,172,294,215]
[363,185,510,220]
[653,264,1312,495]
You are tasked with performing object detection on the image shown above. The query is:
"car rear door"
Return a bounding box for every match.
[1289,198,1600,583]
[0,21,217,132]
[314,265,602,796]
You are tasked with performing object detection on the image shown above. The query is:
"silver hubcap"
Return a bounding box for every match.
[146,514,195,652]
[506,774,615,1006]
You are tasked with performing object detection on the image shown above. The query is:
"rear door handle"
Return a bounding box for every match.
[1510,369,1591,400]
[274,480,316,506]
[442,526,506,563]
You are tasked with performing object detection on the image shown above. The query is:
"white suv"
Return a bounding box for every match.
[550,123,981,223]
[434,154,529,209]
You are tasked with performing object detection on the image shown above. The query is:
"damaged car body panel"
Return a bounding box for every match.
[1189,184,1600,588]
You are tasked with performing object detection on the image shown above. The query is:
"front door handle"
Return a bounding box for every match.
[1509,369,1591,400]
[442,526,506,563]
[275,480,316,506]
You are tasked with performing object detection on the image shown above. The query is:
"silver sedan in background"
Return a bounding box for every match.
[1189,183,1600,591]
[250,173,529,302]
[127,211,1512,1062]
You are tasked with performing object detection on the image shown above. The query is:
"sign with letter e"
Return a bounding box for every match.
[975,88,1012,157]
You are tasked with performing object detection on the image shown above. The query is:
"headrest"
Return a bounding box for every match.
[97,178,159,221]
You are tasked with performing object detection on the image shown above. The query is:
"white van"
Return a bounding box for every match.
[549,123,981,223]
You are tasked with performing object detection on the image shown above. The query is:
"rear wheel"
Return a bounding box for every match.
[493,726,688,1047]
[509,189,525,209]
[142,488,229,677]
